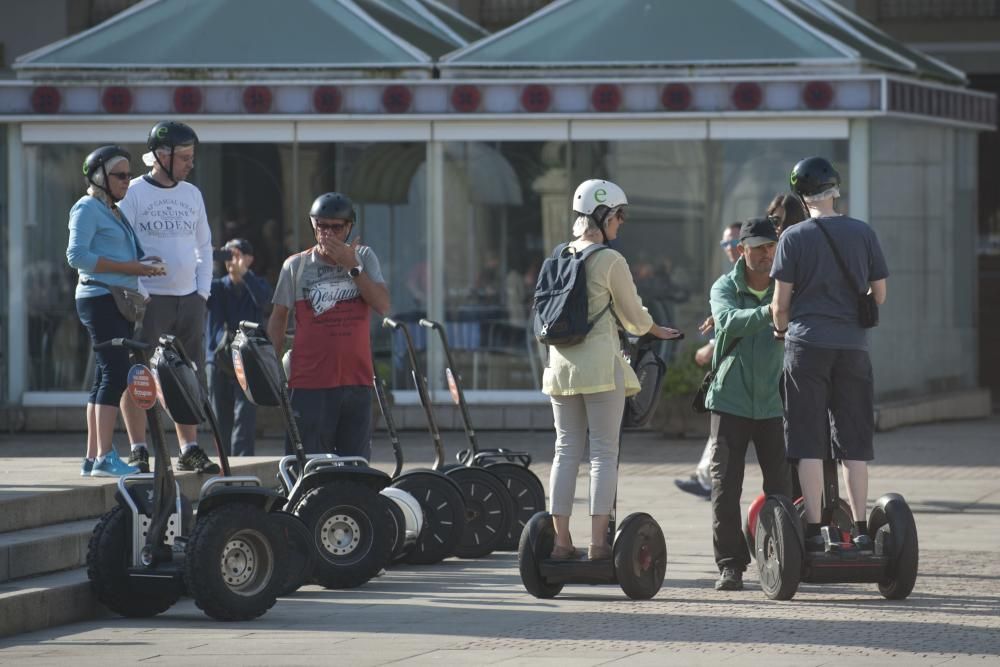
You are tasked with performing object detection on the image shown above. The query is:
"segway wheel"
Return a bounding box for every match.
[446,467,515,559]
[269,511,316,596]
[184,503,286,621]
[377,493,408,562]
[487,463,546,552]
[755,497,802,601]
[518,512,563,599]
[393,473,466,565]
[614,513,667,600]
[744,493,767,559]
[294,481,391,588]
[86,506,179,618]
[869,493,919,600]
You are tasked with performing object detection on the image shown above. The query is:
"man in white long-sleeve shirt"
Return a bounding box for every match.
[118,120,219,474]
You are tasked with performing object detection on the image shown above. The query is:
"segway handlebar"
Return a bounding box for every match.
[94,338,153,352]
[238,320,261,332]
[417,318,440,331]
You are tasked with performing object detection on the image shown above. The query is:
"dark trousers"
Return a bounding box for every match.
[208,363,257,456]
[710,412,792,572]
[286,386,372,460]
[76,295,134,406]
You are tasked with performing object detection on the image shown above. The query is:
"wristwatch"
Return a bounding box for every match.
[348,264,364,278]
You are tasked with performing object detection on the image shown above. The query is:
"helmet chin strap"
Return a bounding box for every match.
[153,147,178,184]
[90,163,123,203]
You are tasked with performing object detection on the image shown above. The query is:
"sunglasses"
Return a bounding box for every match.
[313,221,351,233]
[719,239,740,249]
[107,172,132,182]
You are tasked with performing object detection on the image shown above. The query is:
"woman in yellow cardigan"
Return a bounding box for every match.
[544,179,682,560]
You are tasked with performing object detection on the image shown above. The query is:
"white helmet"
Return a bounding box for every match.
[573,179,627,218]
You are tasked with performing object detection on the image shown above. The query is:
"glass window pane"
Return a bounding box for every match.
[440,141,566,390]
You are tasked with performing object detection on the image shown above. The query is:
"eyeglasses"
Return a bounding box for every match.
[107,172,132,182]
[719,239,740,249]
[313,221,350,233]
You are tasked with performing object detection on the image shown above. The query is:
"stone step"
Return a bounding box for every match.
[0,568,104,639]
[0,458,282,534]
[0,519,94,584]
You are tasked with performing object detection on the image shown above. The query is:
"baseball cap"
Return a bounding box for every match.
[739,217,778,248]
[224,238,254,255]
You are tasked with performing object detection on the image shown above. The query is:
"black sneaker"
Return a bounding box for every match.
[715,567,743,591]
[674,475,711,499]
[176,445,221,474]
[852,534,874,551]
[127,447,149,473]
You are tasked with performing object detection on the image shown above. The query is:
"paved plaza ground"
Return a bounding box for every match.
[0,416,997,665]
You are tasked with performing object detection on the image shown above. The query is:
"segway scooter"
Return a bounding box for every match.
[231,322,393,588]
[754,457,919,600]
[419,318,545,551]
[518,333,670,600]
[373,372,466,564]
[383,317,515,559]
[87,336,287,620]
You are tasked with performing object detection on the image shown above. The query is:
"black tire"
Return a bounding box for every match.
[487,463,546,552]
[869,493,919,600]
[755,497,802,601]
[614,513,667,600]
[269,511,316,596]
[294,481,391,589]
[446,467,515,559]
[86,506,179,618]
[518,512,563,599]
[394,473,466,565]
[184,503,286,621]
[377,493,408,562]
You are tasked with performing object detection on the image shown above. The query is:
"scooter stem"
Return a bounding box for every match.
[419,319,479,457]
[373,374,404,478]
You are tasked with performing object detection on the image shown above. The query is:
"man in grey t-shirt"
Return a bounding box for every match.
[770,157,888,553]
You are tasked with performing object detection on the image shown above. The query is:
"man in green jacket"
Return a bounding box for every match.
[705,217,793,591]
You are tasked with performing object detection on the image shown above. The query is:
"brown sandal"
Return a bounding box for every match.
[549,544,581,560]
[588,543,612,560]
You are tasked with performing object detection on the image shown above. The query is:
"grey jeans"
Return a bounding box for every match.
[548,363,625,516]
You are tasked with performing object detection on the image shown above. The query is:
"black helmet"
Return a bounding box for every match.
[83,145,130,180]
[309,192,355,221]
[147,121,199,151]
[790,157,840,197]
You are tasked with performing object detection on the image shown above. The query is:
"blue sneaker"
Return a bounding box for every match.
[80,458,94,476]
[90,449,140,477]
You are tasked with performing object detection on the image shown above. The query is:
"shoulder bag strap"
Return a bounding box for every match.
[813,220,863,295]
[713,335,742,371]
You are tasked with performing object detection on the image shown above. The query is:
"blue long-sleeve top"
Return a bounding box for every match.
[66,195,144,299]
[205,272,273,363]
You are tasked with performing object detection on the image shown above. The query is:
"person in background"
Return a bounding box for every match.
[66,146,165,477]
[206,238,272,456]
[267,192,390,459]
[118,120,220,474]
[674,222,742,499]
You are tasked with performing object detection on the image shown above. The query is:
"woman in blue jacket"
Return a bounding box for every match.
[66,146,165,477]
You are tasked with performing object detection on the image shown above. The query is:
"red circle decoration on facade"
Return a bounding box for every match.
[591,84,622,112]
[173,86,202,114]
[661,83,692,111]
[731,82,763,111]
[31,86,61,114]
[451,85,481,113]
[242,86,273,113]
[521,85,551,113]
[382,85,412,113]
[102,87,133,114]
[313,86,342,113]
[802,81,834,110]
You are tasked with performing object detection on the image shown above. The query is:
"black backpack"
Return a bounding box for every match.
[532,242,609,347]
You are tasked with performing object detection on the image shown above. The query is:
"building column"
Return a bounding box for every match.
[849,118,870,224]
[425,138,445,393]
[6,125,25,406]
